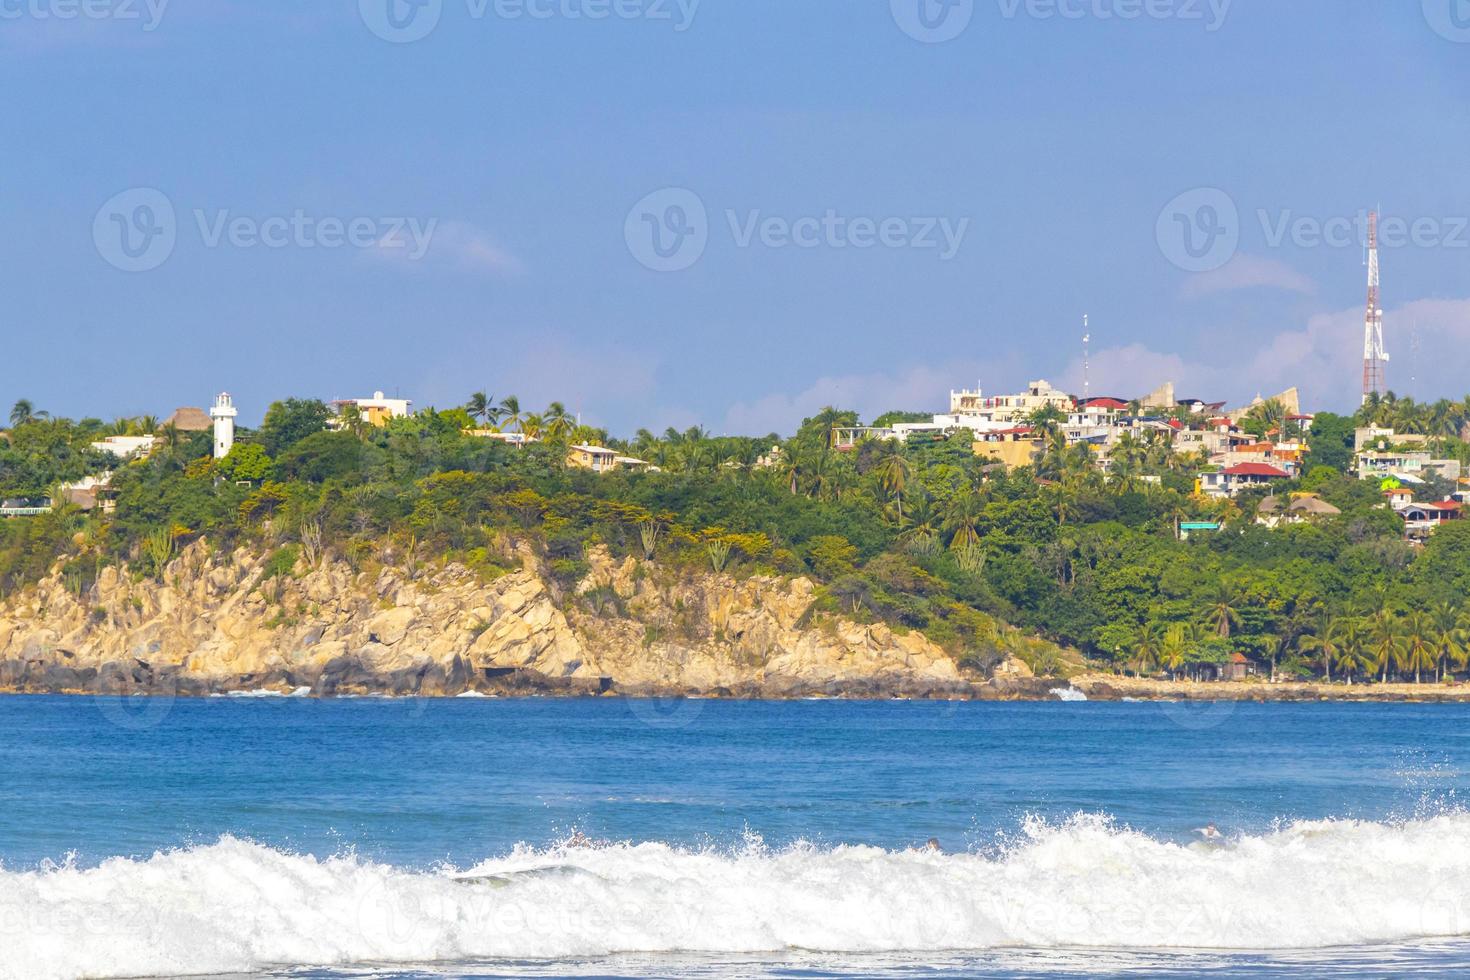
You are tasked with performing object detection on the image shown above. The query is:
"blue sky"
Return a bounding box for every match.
[2,0,1467,434]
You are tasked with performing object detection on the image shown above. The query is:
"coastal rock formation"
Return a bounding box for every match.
[0,541,1038,699]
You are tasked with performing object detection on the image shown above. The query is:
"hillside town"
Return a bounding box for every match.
[2,375,1467,547]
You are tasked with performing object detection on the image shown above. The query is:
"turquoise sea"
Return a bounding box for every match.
[4,695,1470,978]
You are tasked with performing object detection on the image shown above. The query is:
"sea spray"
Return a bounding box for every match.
[7,814,1470,979]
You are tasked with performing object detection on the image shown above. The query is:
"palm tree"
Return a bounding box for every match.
[943,493,983,554]
[1132,622,1164,678]
[544,402,575,443]
[1366,611,1403,684]
[1160,623,1192,681]
[1430,601,1464,683]
[1333,619,1367,686]
[874,443,914,524]
[1205,582,1243,640]
[464,391,494,427]
[1298,615,1342,683]
[9,400,47,427]
[498,395,523,433]
[1401,611,1438,685]
[520,413,544,440]
[897,492,940,555]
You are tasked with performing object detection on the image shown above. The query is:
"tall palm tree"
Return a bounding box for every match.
[1333,619,1367,686]
[1132,622,1164,678]
[943,493,984,554]
[1205,583,1243,640]
[1298,615,1342,683]
[1401,611,1439,685]
[1430,601,1464,683]
[1160,623,1192,681]
[1366,611,1403,684]
[520,413,544,440]
[874,443,914,524]
[544,402,575,443]
[464,391,493,427]
[497,395,523,433]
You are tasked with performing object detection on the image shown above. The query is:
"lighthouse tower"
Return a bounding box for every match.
[210,392,237,459]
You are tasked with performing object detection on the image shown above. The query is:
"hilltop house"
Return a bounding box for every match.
[331,391,412,428]
[1256,494,1341,527]
[566,445,655,474]
[1198,462,1293,498]
[90,434,156,460]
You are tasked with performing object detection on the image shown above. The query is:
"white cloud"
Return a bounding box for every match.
[370,220,525,277]
[1180,253,1317,299]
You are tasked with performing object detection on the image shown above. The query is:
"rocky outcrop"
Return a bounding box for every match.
[0,541,1036,699]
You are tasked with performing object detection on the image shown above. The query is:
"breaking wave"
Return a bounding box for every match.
[7,813,1470,979]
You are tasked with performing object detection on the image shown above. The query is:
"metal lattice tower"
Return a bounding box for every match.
[1362,210,1389,402]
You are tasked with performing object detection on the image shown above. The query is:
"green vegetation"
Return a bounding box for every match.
[2,391,1470,683]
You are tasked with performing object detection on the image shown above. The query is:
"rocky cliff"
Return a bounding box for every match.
[0,540,1044,699]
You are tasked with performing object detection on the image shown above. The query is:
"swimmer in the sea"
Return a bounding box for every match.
[1195,823,1222,841]
[924,837,942,852]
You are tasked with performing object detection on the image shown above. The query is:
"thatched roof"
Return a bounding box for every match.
[1289,496,1341,516]
[164,406,212,432]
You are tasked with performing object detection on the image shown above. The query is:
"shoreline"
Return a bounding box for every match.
[7,672,1470,703]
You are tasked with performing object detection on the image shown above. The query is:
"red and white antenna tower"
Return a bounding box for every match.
[1362,210,1389,402]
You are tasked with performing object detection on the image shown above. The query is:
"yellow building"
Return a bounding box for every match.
[973,436,1042,470]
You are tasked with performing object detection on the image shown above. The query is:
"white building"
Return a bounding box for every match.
[947,380,1073,427]
[210,392,237,459]
[331,391,413,428]
[90,435,156,460]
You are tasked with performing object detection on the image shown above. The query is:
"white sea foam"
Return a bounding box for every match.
[1049,687,1088,701]
[7,814,1470,979]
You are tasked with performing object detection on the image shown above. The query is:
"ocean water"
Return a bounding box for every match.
[4,695,1470,978]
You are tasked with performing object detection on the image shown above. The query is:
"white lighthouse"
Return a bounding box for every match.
[209,392,237,459]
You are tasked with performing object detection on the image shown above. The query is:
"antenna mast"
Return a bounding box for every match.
[1362,210,1389,402]
[1082,315,1091,403]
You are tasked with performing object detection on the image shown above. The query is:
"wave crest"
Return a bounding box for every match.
[7,813,1470,979]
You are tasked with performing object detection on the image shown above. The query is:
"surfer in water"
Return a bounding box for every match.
[1195,823,1223,841]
